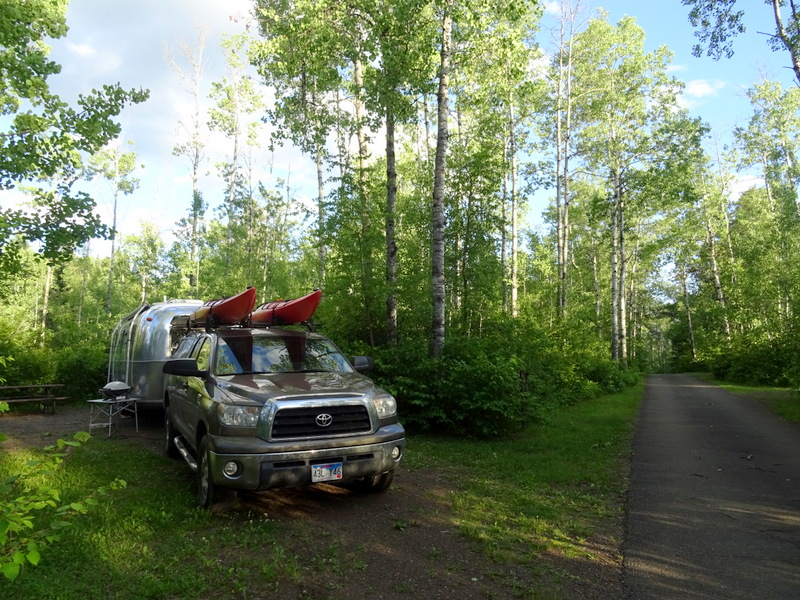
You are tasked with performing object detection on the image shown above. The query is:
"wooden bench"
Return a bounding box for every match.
[0,384,68,414]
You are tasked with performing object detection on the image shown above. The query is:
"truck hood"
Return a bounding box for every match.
[214,371,381,403]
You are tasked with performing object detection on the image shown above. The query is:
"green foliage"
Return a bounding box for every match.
[53,344,108,400]
[371,335,533,439]
[0,0,149,274]
[0,319,54,385]
[360,317,639,439]
[0,428,126,581]
[710,336,796,387]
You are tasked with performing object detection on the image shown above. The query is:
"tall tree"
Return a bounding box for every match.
[547,0,591,321]
[572,15,685,363]
[121,222,166,303]
[86,142,141,315]
[165,26,209,296]
[430,2,452,359]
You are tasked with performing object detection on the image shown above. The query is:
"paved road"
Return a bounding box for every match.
[624,374,800,599]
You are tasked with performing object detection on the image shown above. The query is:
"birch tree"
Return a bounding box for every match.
[86,142,141,315]
[430,2,452,359]
[572,15,684,363]
[547,0,592,321]
[165,26,209,296]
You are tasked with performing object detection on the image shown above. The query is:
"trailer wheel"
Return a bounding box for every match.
[164,402,180,459]
[197,435,222,509]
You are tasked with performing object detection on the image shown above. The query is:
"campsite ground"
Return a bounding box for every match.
[1,402,624,599]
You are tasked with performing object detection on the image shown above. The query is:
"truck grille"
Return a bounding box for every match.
[271,404,371,439]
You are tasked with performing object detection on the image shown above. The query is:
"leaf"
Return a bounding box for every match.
[26,550,41,566]
[2,562,21,581]
[74,431,91,443]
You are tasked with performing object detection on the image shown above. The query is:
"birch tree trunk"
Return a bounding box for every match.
[431,6,452,359]
[316,140,326,285]
[508,97,519,318]
[610,181,619,362]
[678,263,697,361]
[40,265,52,347]
[353,56,375,346]
[705,217,732,341]
[386,107,398,346]
[554,0,581,321]
[106,169,119,316]
[617,170,628,367]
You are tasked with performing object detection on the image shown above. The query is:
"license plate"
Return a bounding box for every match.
[312,462,343,482]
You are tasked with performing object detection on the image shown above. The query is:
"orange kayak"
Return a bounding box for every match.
[250,289,322,325]
[191,287,257,326]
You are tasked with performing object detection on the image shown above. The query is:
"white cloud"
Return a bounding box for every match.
[678,79,727,110]
[543,1,561,16]
[684,79,727,99]
[730,174,764,200]
[66,42,96,57]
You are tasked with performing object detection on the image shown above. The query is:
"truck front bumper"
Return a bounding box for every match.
[207,424,406,490]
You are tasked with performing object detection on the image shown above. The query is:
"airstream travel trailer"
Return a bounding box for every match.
[108,300,203,407]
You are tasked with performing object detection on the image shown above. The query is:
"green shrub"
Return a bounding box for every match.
[345,318,639,439]
[53,344,109,399]
[365,336,535,438]
[0,320,55,385]
[0,346,55,386]
[710,338,791,386]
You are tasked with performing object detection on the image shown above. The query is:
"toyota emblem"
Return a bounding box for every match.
[316,413,333,427]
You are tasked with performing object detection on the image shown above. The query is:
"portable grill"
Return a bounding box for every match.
[99,381,131,399]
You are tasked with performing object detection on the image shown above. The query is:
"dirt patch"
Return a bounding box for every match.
[0,403,624,599]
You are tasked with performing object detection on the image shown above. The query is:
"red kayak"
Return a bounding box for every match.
[250,289,322,325]
[191,287,257,326]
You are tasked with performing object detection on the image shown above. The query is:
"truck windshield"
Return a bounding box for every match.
[214,333,354,375]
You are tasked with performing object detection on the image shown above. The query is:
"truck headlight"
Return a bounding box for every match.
[218,404,260,427]
[373,392,397,419]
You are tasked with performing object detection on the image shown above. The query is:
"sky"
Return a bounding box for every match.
[3,0,796,255]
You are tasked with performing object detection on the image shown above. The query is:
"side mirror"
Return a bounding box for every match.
[352,356,374,372]
[163,358,208,378]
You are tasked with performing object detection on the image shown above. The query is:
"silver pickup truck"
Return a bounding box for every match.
[162,326,406,507]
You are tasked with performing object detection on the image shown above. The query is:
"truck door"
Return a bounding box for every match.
[182,337,212,448]
[166,335,200,439]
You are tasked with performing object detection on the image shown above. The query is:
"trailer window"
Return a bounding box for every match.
[173,336,198,359]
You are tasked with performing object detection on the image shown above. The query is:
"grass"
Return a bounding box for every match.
[1,384,643,599]
[694,373,800,424]
[405,383,642,563]
[1,441,299,599]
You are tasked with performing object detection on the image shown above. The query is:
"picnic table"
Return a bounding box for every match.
[0,384,68,414]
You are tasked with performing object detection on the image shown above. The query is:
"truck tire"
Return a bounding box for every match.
[197,435,222,509]
[164,402,180,459]
[345,470,395,493]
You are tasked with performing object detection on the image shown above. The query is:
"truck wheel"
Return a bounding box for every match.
[197,435,221,509]
[164,402,180,459]
[345,470,395,493]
